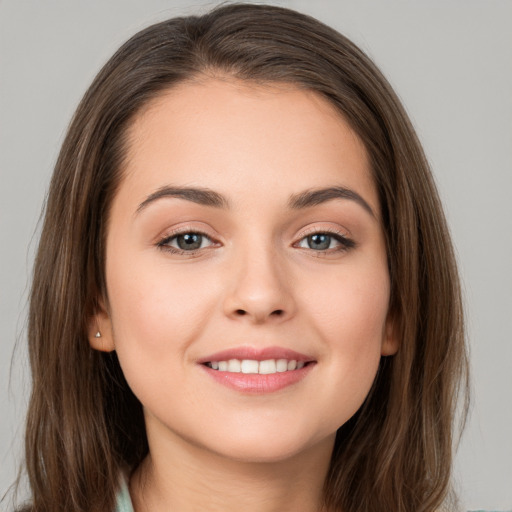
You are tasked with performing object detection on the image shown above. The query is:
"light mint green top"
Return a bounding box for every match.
[113,477,506,512]
[115,477,134,512]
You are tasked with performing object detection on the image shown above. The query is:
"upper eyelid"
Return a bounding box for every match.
[294,225,351,240]
[157,224,218,241]
[159,231,214,243]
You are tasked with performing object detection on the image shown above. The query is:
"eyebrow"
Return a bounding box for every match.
[136,186,229,213]
[136,184,375,218]
[288,187,375,218]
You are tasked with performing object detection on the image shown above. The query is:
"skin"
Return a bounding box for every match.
[89,78,397,512]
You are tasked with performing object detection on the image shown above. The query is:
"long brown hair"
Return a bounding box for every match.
[19,4,468,511]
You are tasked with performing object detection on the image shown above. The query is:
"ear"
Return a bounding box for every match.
[87,298,115,352]
[381,311,399,356]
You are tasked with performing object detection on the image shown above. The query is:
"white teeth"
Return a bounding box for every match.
[276,359,288,372]
[241,359,259,374]
[207,358,306,374]
[259,359,276,374]
[227,359,241,372]
[287,360,297,371]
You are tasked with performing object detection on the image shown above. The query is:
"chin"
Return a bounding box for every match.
[197,426,335,465]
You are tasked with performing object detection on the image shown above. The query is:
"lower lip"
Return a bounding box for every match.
[200,363,315,393]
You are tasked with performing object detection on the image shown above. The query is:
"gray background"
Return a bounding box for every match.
[1,1,511,509]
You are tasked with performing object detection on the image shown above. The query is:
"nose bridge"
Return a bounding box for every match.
[223,235,295,323]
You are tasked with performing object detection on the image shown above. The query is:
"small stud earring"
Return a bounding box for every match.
[95,331,101,338]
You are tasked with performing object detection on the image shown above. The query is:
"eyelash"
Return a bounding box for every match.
[293,228,355,254]
[157,228,219,256]
[156,228,355,256]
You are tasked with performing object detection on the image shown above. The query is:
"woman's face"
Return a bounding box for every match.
[91,79,397,463]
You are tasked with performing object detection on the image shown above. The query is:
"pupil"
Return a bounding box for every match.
[308,234,330,250]
[177,233,202,250]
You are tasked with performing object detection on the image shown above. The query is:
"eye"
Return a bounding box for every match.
[158,231,216,253]
[296,232,355,252]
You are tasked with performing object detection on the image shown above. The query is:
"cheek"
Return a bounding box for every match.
[104,256,221,416]
[106,254,220,357]
[301,260,390,347]
[298,259,390,414]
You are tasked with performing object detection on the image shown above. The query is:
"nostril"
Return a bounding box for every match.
[232,308,284,318]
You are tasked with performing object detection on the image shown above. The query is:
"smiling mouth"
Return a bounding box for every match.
[200,349,316,392]
[204,359,309,374]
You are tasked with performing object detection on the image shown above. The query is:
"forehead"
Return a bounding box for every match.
[118,78,378,214]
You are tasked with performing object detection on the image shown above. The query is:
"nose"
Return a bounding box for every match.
[222,245,296,324]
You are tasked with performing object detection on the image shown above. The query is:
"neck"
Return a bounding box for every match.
[130,429,334,512]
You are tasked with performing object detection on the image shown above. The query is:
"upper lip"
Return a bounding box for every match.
[197,346,315,364]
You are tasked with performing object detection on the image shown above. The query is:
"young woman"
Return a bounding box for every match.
[18,4,468,511]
